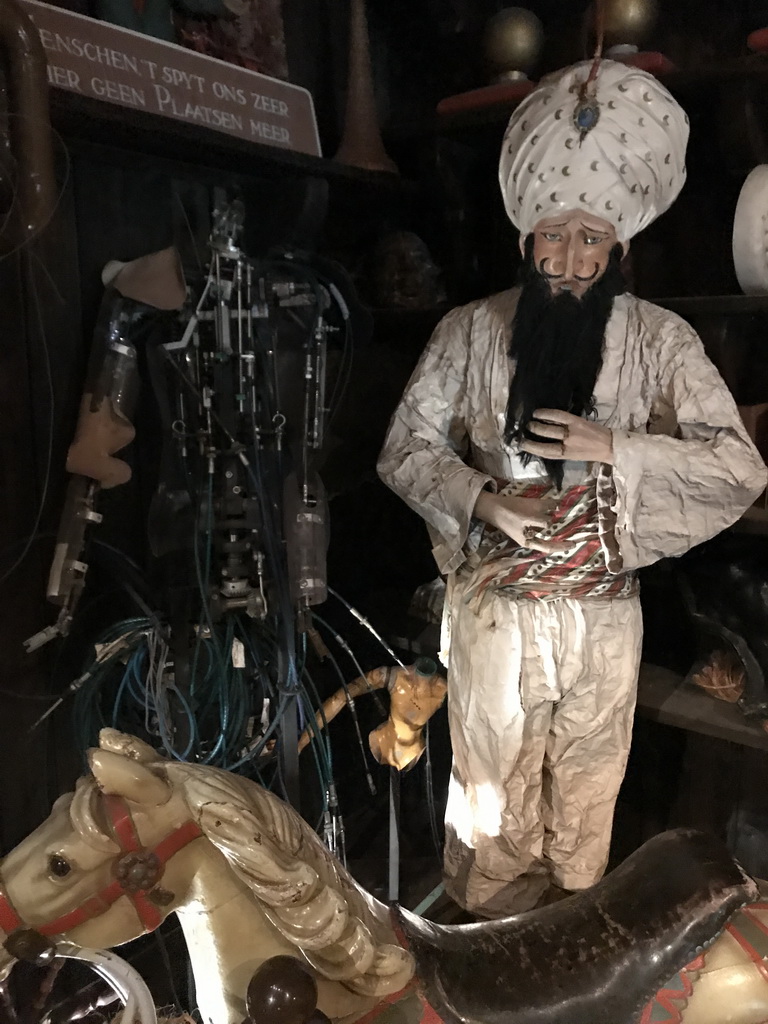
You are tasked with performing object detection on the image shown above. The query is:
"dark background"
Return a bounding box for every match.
[4,0,768,1009]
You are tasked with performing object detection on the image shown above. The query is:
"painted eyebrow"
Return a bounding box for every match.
[540,223,610,235]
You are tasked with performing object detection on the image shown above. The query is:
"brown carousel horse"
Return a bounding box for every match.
[0,729,767,1024]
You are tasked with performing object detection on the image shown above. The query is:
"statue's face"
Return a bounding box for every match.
[529,211,620,299]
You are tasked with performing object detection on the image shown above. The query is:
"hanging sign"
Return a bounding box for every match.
[19,0,322,157]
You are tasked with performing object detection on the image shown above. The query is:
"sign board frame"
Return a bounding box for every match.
[19,0,322,157]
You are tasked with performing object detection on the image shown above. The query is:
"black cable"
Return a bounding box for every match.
[327,317,354,427]
[0,687,63,701]
[243,336,300,698]
[173,187,205,275]
[0,118,72,264]
[154,926,186,1014]
[328,588,406,668]
[311,613,387,718]
[311,613,376,797]
[0,257,55,588]
[424,718,443,860]
[0,530,54,568]
[92,539,145,576]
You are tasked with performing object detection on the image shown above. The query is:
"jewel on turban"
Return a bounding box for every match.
[499,59,689,243]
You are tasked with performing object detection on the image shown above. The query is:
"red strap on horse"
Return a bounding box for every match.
[103,794,162,932]
[103,794,204,931]
[0,890,24,935]
[104,793,144,853]
[0,793,203,939]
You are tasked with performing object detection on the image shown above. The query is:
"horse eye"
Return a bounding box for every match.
[48,854,72,878]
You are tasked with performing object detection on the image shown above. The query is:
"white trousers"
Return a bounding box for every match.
[442,585,643,916]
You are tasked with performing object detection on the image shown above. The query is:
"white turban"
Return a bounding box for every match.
[499,59,689,243]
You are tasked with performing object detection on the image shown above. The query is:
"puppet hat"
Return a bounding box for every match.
[499,59,689,243]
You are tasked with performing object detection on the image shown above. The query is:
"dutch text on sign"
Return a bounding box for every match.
[20,0,321,156]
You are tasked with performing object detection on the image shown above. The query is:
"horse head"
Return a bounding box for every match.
[0,729,415,1023]
[0,729,200,975]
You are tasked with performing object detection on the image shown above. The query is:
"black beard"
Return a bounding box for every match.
[503,238,626,489]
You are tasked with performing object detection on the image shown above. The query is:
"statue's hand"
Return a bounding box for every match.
[473,491,569,553]
[520,409,614,465]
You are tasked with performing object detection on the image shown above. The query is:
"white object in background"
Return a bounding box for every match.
[733,165,768,295]
[50,942,157,1024]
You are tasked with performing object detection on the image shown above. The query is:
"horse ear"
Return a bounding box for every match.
[89,748,171,806]
[51,791,73,813]
[98,728,160,764]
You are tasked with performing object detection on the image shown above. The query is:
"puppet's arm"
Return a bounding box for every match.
[597,322,767,572]
[377,306,495,574]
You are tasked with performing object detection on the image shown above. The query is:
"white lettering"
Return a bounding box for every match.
[250,119,290,143]
[91,76,146,108]
[152,86,243,131]
[46,64,81,90]
[153,83,174,113]
[250,92,288,116]
[78,42,139,73]
[66,34,84,58]
[160,66,205,93]
[212,81,247,105]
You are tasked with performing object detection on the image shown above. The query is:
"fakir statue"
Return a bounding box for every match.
[377,59,768,917]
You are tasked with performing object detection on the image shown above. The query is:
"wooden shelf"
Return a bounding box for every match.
[370,297,768,331]
[428,53,768,135]
[662,52,768,96]
[651,295,768,315]
[435,100,521,134]
[49,89,404,188]
[370,297,768,320]
[636,663,768,751]
[385,619,768,752]
[371,305,452,325]
[372,297,768,319]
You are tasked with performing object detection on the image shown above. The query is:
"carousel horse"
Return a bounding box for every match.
[2,729,768,1024]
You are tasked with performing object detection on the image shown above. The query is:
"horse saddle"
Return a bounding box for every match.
[394,829,757,1024]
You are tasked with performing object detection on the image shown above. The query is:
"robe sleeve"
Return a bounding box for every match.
[377,306,496,574]
[598,320,768,572]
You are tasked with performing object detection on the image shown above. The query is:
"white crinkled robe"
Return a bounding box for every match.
[377,288,767,917]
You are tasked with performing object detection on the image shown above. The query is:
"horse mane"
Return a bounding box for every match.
[156,759,415,999]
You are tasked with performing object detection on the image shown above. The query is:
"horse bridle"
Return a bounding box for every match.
[0,793,203,953]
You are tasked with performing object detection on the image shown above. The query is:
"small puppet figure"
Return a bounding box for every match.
[297,662,447,773]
